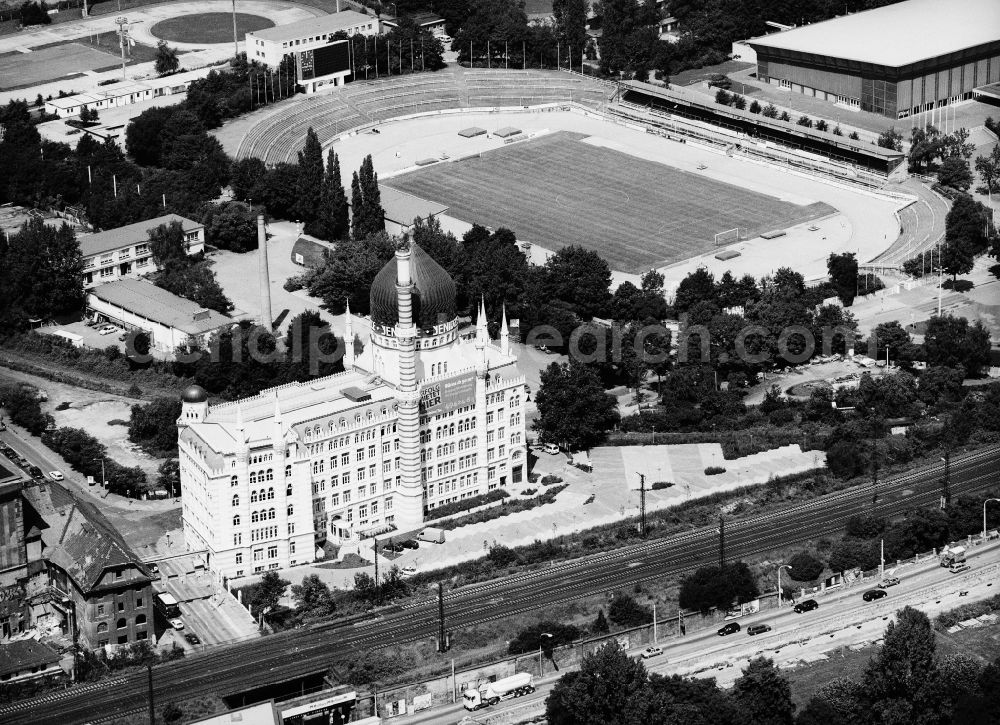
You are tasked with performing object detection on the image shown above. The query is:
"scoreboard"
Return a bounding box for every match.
[297,39,351,81]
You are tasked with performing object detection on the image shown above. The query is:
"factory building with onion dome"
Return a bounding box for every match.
[177,236,527,580]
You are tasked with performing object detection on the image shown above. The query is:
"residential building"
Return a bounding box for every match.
[0,639,64,685]
[178,234,527,580]
[87,278,242,355]
[79,214,204,289]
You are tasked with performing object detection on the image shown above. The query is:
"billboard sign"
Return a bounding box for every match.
[298,40,351,81]
[420,371,475,415]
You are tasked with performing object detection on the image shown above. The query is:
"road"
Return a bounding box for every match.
[2,445,997,724]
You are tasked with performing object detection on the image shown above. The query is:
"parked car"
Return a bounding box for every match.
[862,589,888,602]
[543,443,560,455]
[793,599,819,613]
[169,618,185,630]
[747,624,772,636]
[949,563,970,574]
[717,622,741,636]
[880,577,900,587]
[99,326,118,336]
[640,646,663,659]
[28,466,43,479]
[400,566,418,577]
[48,471,64,481]
[184,632,200,645]
[399,539,419,550]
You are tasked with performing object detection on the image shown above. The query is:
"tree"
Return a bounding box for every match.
[507,620,580,654]
[715,88,732,105]
[787,551,824,581]
[296,127,325,229]
[154,40,180,75]
[974,145,1000,195]
[731,657,795,725]
[533,361,620,450]
[541,245,612,320]
[779,110,791,122]
[797,115,813,128]
[148,221,187,266]
[673,268,716,312]
[608,592,653,627]
[678,562,758,613]
[126,106,177,166]
[923,314,991,377]
[246,571,289,616]
[862,607,944,723]
[827,252,858,306]
[203,201,257,252]
[349,154,384,239]
[871,320,917,365]
[19,1,51,26]
[761,103,778,118]
[308,232,395,314]
[877,126,904,151]
[291,575,336,619]
[815,119,829,132]
[937,156,972,191]
[156,459,180,496]
[825,439,865,480]
[314,149,349,241]
[128,397,181,456]
[282,309,344,380]
[827,537,880,572]
[2,217,84,320]
[749,99,762,114]
[916,365,964,405]
[593,608,610,634]
[230,156,267,202]
[546,642,647,725]
[552,0,588,51]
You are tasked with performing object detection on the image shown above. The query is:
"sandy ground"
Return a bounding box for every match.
[326,109,901,290]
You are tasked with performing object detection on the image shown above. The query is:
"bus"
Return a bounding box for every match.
[155,592,181,619]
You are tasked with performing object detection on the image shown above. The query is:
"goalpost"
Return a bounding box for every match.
[713,228,745,247]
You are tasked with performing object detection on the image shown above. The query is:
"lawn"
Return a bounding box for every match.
[385,131,834,272]
[150,13,274,45]
[0,43,111,90]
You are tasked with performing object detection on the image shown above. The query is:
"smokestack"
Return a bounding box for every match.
[257,215,273,333]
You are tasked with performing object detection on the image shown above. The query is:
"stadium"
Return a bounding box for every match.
[220,63,944,292]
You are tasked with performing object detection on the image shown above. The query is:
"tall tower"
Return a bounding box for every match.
[257,215,273,333]
[392,235,425,532]
[344,299,355,368]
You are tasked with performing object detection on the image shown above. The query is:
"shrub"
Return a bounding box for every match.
[679,562,759,613]
[435,485,568,531]
[787,551,824,581]
[423,489,509,521]
[593,609,609,634]
[748,99,762,114]
[942,279,974,292]
[828,537,880,572]
[284,275,308,292]
[935,594,1000,630]
[651,481,674,490]
[521,488,538,495]
[608,592,653,627]
[704,466,726,475]
[488,544,519,567]
[541,475,563,485]
[507,620,580,654]
[715,88,732,106]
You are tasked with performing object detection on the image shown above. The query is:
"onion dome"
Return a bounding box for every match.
[370,244,457,329]
[181,384,209,403]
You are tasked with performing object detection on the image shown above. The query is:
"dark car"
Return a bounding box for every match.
[717,622,741,636]
[747,624,772,636]
[399,539,419,550]
[28,466,43,479]
[793,599,819,613]
[863,589,888,602]
[184,632,201,645]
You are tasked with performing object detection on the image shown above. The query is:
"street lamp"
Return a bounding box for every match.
[538,632,553,674]
[93,458,106,487]
[984,499,1000,541]
[776,564,792,607]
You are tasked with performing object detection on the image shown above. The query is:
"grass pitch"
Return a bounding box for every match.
[150,13,274,44]
[0,43,114,90]
[385,131,835,272]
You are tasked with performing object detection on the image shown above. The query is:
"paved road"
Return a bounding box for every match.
[3,445,997,724]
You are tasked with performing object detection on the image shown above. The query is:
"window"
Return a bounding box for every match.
[290,541,296,554]
[267,545,278,559]
[236,553,243,564]
[285,464,292,477]
[287,504,294,516]
[234,514,241,526]
[288,522,295,534]
[251,490,259,503]
[97,622,108,633]
[268,508,276,520]
[116,618,127,629]
[356,450,364,462]
[287,483,293,496]
[97,604,105,616]
[234,533,242,545]
[359,504,368,518]
[253,549,263,561]
[267,487,275,499]
[136,614,146,625]
[118,600,125,612]
[252,511,260,523]
[231,475,238,487]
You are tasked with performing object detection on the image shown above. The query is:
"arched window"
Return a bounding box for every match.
[231,475,238,487]
[286,483,293,496]
[232,494,239,507]
[267,487,275,500]
[287,504,294,516]
[250,490,258,503]
[135,614,146,626]
[97,622,108,633]
[266,469,273,481]
[249,472,257,485]
[251,511,259,523]
[233,514,240,526]
[285,465,292,477]
[268,508,276,520]
[116,618,126,630]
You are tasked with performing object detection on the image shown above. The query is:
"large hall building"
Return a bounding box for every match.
[177,238,527,580]
[748,0,1000,119]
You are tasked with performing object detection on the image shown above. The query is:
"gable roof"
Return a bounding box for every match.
[88,278,237,336]
[0,639,61,676]
[78,214,201,258]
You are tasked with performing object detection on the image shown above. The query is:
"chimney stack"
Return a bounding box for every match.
[257,215,273,333]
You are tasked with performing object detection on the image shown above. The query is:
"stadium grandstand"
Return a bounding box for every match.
[237,69,616,164]
[611,81,905,181]
[747,0,1000,119]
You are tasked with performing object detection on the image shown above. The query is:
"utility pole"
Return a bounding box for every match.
[638,473,647,536]
[437,582,446,652]
[231,0,239,58]
[871,418,879,505]
[718,514,725,571]
[147,663,154,725]
[373,536,379,605]
[940,449,951,509]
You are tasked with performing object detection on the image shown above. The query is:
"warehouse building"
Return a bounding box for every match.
[748,0,1000,118]
[177,235,527,579]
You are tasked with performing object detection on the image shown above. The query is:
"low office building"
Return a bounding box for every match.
[80,214,204,289]
[43,69,206,119]
[382,12,445,35]
[246,10,378,92]
[0,639,64,685]
[178,235,527,579]
[87,278,239,354]
[290,234,336,268]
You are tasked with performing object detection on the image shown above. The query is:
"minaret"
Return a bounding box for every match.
[500,304,510,356]
[257,215,273,333]
[393,230,424,532]
[344,299,355,368]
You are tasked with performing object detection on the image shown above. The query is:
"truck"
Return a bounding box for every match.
[417,527,445,544]
[940,545,966,567]
[462,673,534,711]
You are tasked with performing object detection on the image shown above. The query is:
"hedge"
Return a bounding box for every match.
[424,489,509,521]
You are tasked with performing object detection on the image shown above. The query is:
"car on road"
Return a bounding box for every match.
[400,566,418,577]
[543,443,560,455]
[949,563,970,574]
[399,539,419,550]
[98,326,117,335]
[28,466,43,479]
[863,589,888,602]
[640,646,663,659]
[717,622,741,636]
[793,599,819,613]
[184,632,200,645]
[47,471,64,481]
[880,577,900,587]
[747,624,772,636]
[169,618,185,630]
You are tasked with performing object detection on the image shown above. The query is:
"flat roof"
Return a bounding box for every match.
[748,0,1000,68]
[379,185,449,225]
[88,278,235,336]
[79,214,201,258]
[248,10,373,43]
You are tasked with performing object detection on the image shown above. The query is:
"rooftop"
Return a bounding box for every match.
[247,10,373,43]
[0,639,61,677]
[78,214,201,258]
[88,278,237,336]
[379,185,449,226]
[748,0,1000,68]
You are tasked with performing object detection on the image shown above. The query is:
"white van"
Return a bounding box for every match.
[543,443,560,455]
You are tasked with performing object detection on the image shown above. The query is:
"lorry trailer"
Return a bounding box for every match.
[462,673,534,710]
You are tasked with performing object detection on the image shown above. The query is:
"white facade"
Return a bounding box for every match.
[178,240,527,581]
[246,10,378,70]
